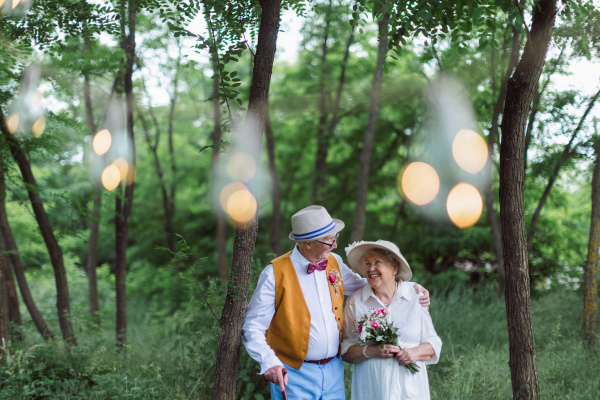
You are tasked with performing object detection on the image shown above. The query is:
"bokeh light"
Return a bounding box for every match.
[12,0,20,9]
[226,189,258,223]
[32,117,45,137]
[219,181,247,211]
[452,129,488,174]
[399,162,440,205]
[125,165,136,186]
[227,152,257,182]
[101,165,120,191]
[446,183,483,229]
[93,129,112,155]
[112,157,129,181]
[0,1,5,8]
[7,114,18,134]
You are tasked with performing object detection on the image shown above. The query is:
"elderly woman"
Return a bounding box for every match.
[341,240,441,400]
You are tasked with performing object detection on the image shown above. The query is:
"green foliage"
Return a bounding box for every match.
[5,266,597,399]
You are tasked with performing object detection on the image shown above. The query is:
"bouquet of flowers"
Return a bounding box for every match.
[357,309,419,374]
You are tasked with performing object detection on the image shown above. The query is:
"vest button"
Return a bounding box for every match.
[335,307,338,310]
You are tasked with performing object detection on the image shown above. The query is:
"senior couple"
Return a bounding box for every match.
[242,205,442,400]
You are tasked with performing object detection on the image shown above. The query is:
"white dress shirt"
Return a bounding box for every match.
[341,282,442,399]
[241,246,367,374]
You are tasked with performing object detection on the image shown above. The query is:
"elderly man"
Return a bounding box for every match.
[242,205,430,399]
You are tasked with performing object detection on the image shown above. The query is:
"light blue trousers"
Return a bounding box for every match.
[270,357,345,400]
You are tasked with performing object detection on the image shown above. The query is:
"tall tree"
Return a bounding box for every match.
[0,110,75,345]
[527,87,600,250]
[0,153,53,341]
[0,160,21,326]
[210,50,228,280]
[212,0,282,397]
[82,32,102,326]
[114,0,137,348]
[350,0,392,242]
[265,108,282,255]
[311,0,333,205]
[499,0,557,399]
[486,26,521,298]
[0,253,8,358]
[583,130,600,347]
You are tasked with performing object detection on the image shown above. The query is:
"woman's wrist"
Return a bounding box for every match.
[362,345,370,359]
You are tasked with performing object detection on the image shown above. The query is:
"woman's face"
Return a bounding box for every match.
[364,251,398,291]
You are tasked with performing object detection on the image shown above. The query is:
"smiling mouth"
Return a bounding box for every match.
[369,273,380,279]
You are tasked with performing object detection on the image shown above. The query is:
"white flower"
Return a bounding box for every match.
[359,330,367,341]
[376,335,383,342]
[345,241,367,257]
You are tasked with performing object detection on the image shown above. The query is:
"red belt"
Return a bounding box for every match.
[305,356,334,365]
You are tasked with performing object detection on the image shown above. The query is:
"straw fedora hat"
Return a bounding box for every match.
[289,205,345,242]
[345,240,412,281]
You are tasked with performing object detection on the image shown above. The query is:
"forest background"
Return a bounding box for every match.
[1,0,600,399]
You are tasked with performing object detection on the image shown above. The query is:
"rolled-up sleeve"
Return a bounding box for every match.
[419,306,442,365]
[241,264,283,374]
[340,296,358,356]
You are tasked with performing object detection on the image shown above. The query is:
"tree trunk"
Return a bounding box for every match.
[211,59,228,280]
[0,155,53,340]
[318,20,355,208]
[265,108,281,255]
[350,0,391,242]
[582,135,600,347]
[0,253,9,358]
[527,87,600,250]
[212,0,281,398]
[0,160,21,326]
[499,1,556,399]
[311,0,332,205]
[82,48,102,326]
[487,26,521,298]
[115,0,136,348]
[0,237,20,326]
[0,110,75,345]
[166,43,181,252]
[137,105,174,252]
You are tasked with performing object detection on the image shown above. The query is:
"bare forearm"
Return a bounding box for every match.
[409,343,435,361]
[341,344,399,364]
[341,345,369,364]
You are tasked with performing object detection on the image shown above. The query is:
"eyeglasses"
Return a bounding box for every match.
[314,233,339,248]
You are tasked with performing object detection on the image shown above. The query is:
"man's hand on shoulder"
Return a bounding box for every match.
[263,365,288,393]
[413,283,430,308]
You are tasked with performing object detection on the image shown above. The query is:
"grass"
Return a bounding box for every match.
[1,263,599,399]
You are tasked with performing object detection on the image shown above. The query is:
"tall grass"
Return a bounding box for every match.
[1,263,598,399]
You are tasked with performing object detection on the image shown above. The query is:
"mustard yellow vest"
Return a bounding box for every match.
[265,251,345,369]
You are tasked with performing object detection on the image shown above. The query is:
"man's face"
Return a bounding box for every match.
[302,233,338,262]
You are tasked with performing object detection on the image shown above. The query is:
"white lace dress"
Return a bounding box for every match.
[341,282,442,400]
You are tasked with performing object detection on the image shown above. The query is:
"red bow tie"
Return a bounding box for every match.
[307,260,328,274]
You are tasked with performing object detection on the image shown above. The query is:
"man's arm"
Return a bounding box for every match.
[241,264,283,374]
[413,283,430,308]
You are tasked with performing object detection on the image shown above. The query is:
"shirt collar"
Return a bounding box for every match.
[290,245,311,274]
[360,280,412,303]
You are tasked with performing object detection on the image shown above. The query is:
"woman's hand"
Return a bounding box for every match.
[394,347,418,365]
[365,344,400,359]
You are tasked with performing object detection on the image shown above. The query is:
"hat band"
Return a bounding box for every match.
[293,221,336,240]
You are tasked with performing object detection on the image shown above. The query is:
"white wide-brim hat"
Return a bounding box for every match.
[289,205,345,242]
[345,240,412,281]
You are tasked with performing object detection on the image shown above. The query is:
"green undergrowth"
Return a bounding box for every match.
[1,263,598,399]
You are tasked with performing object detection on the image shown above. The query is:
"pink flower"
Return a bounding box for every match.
[371,321,379,329]
[379,309,387,315]
[358,325,363,333]
[329,274,336,283]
